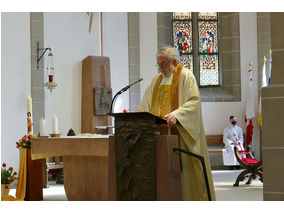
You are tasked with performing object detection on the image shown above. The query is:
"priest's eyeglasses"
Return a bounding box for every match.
[156,61,170,68]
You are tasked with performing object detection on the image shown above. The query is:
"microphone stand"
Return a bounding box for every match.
[109,78,143,114]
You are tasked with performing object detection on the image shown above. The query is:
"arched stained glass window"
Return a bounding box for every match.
[172,12,193,72]
[172,12,220,87]
[198,12,219,86]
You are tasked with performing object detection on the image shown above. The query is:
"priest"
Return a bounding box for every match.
[136,46,216,201]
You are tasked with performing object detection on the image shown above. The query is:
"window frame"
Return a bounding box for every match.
[171,12,221,87]
[197,12,220,87]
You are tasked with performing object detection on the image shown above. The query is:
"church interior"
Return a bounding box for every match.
[1,10,284,206]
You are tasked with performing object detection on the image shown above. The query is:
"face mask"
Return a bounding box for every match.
[232,121,237,125]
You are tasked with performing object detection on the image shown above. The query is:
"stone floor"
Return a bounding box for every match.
[213,169,263,201]
[8,169,264,201]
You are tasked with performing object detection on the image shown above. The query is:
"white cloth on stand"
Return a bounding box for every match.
[222,125,244,166]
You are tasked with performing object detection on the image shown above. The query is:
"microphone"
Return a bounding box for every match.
[109,78,143,114]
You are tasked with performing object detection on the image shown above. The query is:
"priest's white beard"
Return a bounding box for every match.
[158,64,175,78]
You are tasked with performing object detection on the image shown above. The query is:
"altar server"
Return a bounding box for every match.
[222,115,245,169]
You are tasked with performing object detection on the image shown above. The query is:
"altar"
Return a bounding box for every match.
[31,134,181,201]
[32,135,111,200]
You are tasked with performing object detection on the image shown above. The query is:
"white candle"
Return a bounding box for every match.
[27,95,33,135]
[40,117,46,136]
[52,114,58,134]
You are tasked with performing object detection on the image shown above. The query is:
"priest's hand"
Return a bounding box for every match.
[165,113,176,127]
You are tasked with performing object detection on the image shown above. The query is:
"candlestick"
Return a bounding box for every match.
[40,117,46,136]
[27,95,33,135]
[52,115,58,134]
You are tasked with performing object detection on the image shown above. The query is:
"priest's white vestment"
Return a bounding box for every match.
[136,64,216,201]
[222,125,244,165]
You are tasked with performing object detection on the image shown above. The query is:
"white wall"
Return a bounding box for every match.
[44,12,101,135]
[103,12,129,113]
[44,12,129,134]
[1,12,31,172]
[201,102,246,134]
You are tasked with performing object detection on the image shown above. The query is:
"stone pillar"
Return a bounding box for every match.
[30,12,47,188]
[261,12,284,201]
[128,12,141,111]
[30,12,45,136]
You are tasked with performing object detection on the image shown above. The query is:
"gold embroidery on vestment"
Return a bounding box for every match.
[151,63,183,135]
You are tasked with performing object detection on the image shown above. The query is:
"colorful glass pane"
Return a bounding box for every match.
[179,55,193,72]
[198,12,217,20]
[199,55,219,86]
[199,21,218,53]
[173,12,191,20]
[173,21,192,54]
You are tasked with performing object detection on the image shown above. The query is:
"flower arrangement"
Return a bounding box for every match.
[1,163,17,186]
[16,134,35,149]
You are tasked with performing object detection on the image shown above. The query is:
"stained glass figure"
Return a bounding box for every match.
[198,12,219,86]
[199,21,218,53]
[199,55,219,86]
[173,21,192,54]
[172,12,193,73]
[173,12,191,20]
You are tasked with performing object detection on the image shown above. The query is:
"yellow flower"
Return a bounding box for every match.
[20,139,22,142]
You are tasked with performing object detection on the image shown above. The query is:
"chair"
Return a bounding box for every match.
[233,146,263,187]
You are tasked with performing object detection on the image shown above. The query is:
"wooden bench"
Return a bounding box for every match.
[206,134,247,170]
[206,135,224,154]
[206,135,226,169]
[206,134,246,153]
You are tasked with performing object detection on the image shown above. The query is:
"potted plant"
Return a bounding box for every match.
[1,163,17,197]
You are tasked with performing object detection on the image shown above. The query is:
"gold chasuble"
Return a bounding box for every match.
[137,64,216,201]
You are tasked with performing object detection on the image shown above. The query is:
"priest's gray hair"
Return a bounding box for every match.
[156,46,179,62]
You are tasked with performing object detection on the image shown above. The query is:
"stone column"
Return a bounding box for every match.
[128,12,141,111]
[30,12,47,188]
[31,12,45,136]
[261,12,284,201]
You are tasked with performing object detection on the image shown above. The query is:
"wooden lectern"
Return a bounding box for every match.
[110,112,181,201]
[31,112,181,201]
